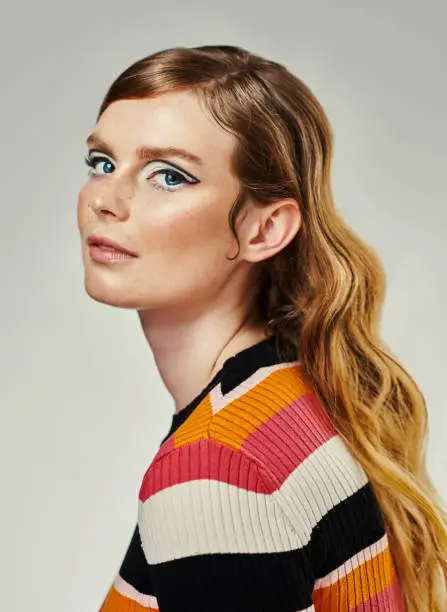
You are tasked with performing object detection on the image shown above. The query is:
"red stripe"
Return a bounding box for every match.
[241,392,337,485]
[139,438,271,501]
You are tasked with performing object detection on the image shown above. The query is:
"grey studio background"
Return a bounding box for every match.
[0,1,445,610]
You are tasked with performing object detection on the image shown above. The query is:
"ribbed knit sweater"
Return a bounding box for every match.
[99,334,405,611]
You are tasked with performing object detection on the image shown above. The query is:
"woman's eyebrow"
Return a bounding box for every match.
[85,134,204,166]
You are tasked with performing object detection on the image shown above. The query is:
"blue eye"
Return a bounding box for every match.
[84,155,113,176]
[83,154,196,193]
[149,169,191,192]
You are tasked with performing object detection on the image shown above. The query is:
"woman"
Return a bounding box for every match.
[77,45,447,611]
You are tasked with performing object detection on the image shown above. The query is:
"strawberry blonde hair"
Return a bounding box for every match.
[95,45,447,611]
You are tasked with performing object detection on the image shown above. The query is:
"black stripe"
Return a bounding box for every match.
[119,523,154,595]
[150,546,314,612]
[309,481,387,577]
[220,333,288,393]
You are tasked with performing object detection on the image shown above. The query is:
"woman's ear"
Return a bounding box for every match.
[241,198,302,264]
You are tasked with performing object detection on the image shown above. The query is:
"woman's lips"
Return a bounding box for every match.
[88,244,138,263]
[86,234,138,262]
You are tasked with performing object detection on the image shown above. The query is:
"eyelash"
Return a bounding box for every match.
[83,155,195,192]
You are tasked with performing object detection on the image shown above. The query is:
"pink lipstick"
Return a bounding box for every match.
[87,234,138,263]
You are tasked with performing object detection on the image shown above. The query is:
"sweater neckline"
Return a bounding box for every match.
[160,333,290,445]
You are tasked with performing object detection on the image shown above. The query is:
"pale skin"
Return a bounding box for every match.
[77,90,302,414]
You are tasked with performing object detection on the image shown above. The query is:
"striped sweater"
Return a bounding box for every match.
[99,334,405,611]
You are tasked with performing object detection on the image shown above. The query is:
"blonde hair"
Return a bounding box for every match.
[96,45,447,610]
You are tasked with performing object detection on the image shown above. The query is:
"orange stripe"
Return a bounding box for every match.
[213,367,312,442]
[174,393,213,448]
[312,545,396,610]
[174,365,312,451]
[100,585,159,611]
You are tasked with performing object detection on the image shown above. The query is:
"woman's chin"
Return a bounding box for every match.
[84,277,140,309]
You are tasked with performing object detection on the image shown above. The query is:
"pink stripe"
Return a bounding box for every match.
[241,392,337,485]
[351,571,405,611]
[151,434,175,463]
[139,438,270,501]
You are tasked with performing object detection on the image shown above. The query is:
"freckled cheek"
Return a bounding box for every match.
[138,201,231,262]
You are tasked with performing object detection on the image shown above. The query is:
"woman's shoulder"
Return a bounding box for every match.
[208,362,361,462]
[209,361,371,500]
[141,362,370,505]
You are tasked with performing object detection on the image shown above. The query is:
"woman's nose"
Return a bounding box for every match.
[88,184,133,219]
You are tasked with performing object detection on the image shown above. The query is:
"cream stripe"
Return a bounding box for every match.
[114,574,159,608]
[314,533,389,589]
[273,435,368,534]
[138,435,368,564]
[209,360,300,415]
[139,478,299,563]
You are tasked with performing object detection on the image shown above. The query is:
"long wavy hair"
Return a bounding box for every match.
[94,45,447,611]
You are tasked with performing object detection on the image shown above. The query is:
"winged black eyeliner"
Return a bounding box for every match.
[86,149,200,183]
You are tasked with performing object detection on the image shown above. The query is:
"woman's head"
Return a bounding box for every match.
[77,45,447,610]
[77,45,331,336]
[77,86,301,326]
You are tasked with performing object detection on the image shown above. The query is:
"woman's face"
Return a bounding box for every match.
[77,90,249,314]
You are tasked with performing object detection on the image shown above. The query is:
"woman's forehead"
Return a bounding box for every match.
[94,92,236,163]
